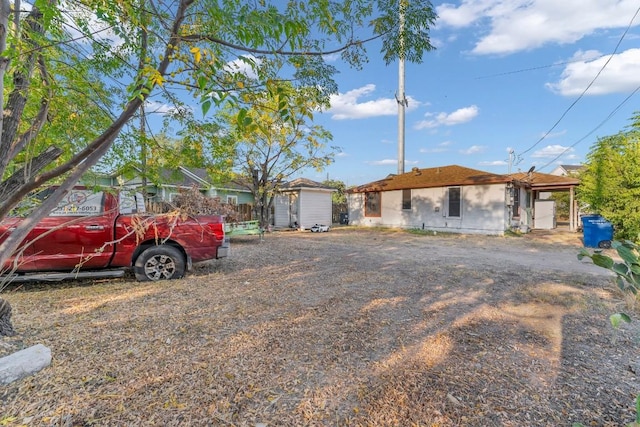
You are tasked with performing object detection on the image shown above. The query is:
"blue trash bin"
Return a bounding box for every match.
[582,215,614,248]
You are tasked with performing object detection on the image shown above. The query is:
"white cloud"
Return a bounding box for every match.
[420,141,453,153]
[225,55,260,79]
[367,159,398,166]
[539,129,568,139]
[436,1,640,55]
[327,84,421,120]
[479,160,508,166]
[414,105,479,129]
[531,144,574,158]
[546,49,640,96]
[144,100,190,116]
[420,147,448,153]
[366,159,419,166]
[55,1,125,49]
[459,145,486,155]
[323,53,341,62]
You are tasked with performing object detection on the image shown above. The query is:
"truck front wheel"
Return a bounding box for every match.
[134,246,186,281]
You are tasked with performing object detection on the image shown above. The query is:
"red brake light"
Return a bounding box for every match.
[208,222,225,241]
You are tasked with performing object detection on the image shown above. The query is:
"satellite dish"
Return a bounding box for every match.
[527,166,535,174]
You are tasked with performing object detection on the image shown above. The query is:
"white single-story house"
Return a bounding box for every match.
[273,178,335,230]
[347,165,580,235]
[549,164,583,177]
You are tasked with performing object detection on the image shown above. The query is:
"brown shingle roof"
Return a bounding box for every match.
[281,178,334,190]
[349,165,512,193]
[510,171,579,188]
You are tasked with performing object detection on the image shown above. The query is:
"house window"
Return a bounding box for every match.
[402,189,412,210]
[447,187,461,218]
[227,195,238,205]
[512,188,520,218]
[365,192,381,217]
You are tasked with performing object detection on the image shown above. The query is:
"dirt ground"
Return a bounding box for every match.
[1,227,639,426]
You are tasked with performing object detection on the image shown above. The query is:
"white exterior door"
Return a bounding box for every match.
[534,200,556,229]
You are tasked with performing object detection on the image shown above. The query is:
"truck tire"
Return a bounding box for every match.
[134,245,186,281]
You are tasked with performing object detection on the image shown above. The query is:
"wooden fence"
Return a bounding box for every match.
[145,199,345,224]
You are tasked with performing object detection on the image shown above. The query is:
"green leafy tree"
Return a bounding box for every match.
[1,0,437,258]
[218,83,335,228]
[323,179,347,205]
[577,116,640,241]
[0,0,437,325]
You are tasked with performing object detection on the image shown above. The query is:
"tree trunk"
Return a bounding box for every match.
[0,6,45,179]
[0,0,193,271]
[0,298,15,337]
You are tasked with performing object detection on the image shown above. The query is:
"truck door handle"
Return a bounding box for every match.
[85,225,105,231]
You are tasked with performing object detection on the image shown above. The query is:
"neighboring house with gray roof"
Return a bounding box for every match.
[549,164,583,176]
[88,165,253,205]
[273,178,335,230]
[347,165,580,235]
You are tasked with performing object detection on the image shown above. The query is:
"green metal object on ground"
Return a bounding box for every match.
[225,220,262,236]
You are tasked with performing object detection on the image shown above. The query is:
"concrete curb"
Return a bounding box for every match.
[0,344,52,385]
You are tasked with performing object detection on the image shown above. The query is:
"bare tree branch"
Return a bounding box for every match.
[0,146,62,205]
[181,32,385,57]
[0,0,194,269]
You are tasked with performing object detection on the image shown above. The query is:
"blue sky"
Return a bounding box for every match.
[304,0,640,187]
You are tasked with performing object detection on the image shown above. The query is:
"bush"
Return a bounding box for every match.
[578,240,639,326]
[577,240,640,427]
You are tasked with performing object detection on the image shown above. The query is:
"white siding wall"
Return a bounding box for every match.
[348,184,509,235]
[347,193,366,225]
[273,194,293,228]
[298,190,332,229]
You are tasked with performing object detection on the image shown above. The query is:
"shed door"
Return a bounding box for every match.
[289,193,299,227]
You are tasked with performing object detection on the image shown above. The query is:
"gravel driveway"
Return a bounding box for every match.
[1,227,637,427]
[338,228,612,277]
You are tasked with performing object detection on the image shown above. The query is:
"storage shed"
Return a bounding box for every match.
[273,178,335,230]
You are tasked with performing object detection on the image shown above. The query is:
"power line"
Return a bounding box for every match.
[536,84,640,171]
[475,58,590,80]
[517,3,640,158]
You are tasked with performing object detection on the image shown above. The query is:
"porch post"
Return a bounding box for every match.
[569,186,575,232]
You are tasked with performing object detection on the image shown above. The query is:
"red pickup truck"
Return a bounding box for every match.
[0,187,230,282]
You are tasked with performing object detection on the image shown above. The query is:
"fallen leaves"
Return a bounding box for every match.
[1,230,638,426]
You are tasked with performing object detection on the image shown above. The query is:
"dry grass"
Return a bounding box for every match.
[1,228,639,426]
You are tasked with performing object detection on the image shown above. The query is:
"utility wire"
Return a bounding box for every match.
[536,84,640,171]
[517,3,640,159]
[475,58,591,80]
